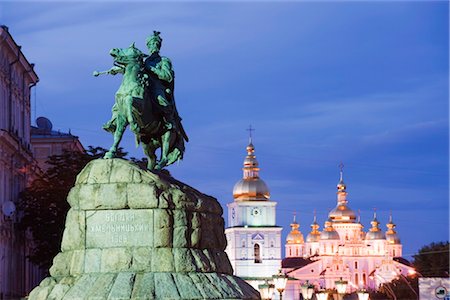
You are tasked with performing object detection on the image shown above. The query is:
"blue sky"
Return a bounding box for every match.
[1,1,448,259]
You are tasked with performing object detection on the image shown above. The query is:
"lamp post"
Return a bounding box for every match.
[315,290,329,300]
[259,280,275,300]
[335,277,348,300]
[357,289,369,300]
[272,269,288,300]
[300,280,314,300]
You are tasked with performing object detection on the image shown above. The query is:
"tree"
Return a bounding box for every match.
[413,241,449,277]
[17,146,129,270]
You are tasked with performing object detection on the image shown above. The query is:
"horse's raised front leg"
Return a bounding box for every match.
[104,116,127,159]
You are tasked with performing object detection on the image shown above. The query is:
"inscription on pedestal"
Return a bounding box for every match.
[86,210,153,248]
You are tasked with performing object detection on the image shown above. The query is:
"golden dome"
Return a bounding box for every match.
[386,214,401,244]
[233,140,270,201]
[328,204,357,223]
[306,214,321,242]
[329,166,357,223]
[233,178,270,201]
[365,212,386,240]
[286,216,304,244]
[320,218,340,240]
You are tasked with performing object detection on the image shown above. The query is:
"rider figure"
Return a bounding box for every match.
[144,31,176,132]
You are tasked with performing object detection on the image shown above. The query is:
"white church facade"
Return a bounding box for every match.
[225,140,282,290]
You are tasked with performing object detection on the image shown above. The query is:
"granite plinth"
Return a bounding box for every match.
[29,159,260,300]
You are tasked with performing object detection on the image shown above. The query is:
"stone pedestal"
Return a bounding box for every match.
[29,159,260,299]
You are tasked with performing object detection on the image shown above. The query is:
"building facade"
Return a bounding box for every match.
[0,25,41,299]
[281,169,414,299]
[225,140,282,290]
[31,116,84,171]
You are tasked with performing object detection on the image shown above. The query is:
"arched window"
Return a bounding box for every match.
[296,248,299,257]
[355,273,359,286]
[393,249,396,256]
[310,248,312,255]
[355,261,358,269]
[254,244,261,263]
[289,248,292,256]
[363,273,367,285]
[242,240,245,248]
[331,244,334,253]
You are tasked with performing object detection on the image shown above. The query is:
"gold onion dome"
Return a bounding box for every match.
[320,218,340,240]
[365,211,386,240]
[306,213,321,242]
[329,167,357,223]
[385,214,401,244]
[286,215,304,244]
[233,140,270,201]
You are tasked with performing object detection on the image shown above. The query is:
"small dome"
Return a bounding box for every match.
[386,232,401,244]
[365,231,386,240]
[307,216,321,242]
[287,230,304,244]
[306,232,321,242]
[385,214,400,244]
[320,230,340,240]
[287,217,304,244]
[233,178,270,201]
[328,204,357,223]
[366,214,385,240]
[320,219,340,240]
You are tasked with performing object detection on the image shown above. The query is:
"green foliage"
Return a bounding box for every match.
[413,241,449,277]
[17,146,131,270]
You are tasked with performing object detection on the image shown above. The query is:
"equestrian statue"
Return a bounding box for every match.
[94,31,188,170]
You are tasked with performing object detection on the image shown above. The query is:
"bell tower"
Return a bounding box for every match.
[225,129,282,288]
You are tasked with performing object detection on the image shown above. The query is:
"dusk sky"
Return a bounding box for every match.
[1,1,448,260]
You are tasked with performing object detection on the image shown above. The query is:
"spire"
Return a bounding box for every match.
[370,209,381,232]
[232,129,270,201]
[336,162,348,204]
[286,212,304,244]
[310,210,320,234]
[246,124,255,145]
[290,212,299,230]
[386,211,396,233]
[385,211,400,244]
[242,128,260,179]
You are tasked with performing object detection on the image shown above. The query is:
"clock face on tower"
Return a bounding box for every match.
[251,207,261,217]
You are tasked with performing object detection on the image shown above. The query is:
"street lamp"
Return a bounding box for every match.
[315,290,329,300]
[335,277,348,300]
[357,289,369,300]
[300,280,314,300]
[259,280,275,300]
[272,269,288,300]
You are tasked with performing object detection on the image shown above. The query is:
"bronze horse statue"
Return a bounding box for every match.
[94,41,188,170]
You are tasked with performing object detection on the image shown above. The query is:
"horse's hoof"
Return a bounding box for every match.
[104,152,114,159]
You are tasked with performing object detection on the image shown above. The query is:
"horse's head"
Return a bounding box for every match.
[110,42,144,67]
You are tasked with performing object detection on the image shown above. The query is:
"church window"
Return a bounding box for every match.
[331,245,334,253]
[355,261,358,269]
[363,273,367,285]
[393,249,396,256]
[270,240,274,247]
[310,248,312,255]
[296,248,299,256]
[355,273,359,285]
[289,248,292,256]
[254,243,261,263]
[242,240,245,248]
